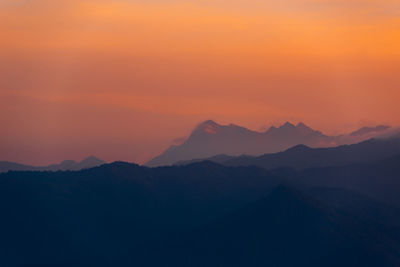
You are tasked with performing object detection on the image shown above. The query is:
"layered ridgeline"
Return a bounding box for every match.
[176,133,400,170]
[2,149,400,266]
[0,156,105,173]
[146,120,390,167]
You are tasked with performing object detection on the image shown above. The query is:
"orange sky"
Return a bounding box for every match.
[1,0,399,165]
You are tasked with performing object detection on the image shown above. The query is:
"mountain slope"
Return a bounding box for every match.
[0,162,279,266]
[147,120,390,167]
[0,161,38,172]
[2,157,400,266]
[178,135,400,170]
[290,154,400,208]
[0,156,105,173]
[134,186,400,267]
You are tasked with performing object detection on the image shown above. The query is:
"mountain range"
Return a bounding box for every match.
[2,141,400,266]
[0,156,105,173]
[176,133,400,170]
[146,120,390,166]
[2,121,400,266]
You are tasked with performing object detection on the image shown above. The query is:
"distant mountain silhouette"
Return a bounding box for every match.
[0,162,38,172]
[177,134,400,170]
[0,156,105,173]
[147,120,391,166]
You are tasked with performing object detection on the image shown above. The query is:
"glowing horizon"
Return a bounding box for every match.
[1,0,399,165]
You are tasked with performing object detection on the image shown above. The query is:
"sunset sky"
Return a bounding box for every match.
[1,0,399,165]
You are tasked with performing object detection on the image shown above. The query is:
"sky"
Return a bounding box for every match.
[0,0,399,165]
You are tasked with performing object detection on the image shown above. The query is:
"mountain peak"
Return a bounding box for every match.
[147,119,394,167]
[80,156,105,165]
[297,122,309,128]
[194,120,222,134]
[201,120,219,126]
[281,122,296,128]
[266,122,314,133]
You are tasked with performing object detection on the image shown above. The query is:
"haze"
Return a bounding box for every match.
[1,0,399,165]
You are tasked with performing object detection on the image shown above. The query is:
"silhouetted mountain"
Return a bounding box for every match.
[175,154,236,166]
[0,156,105,173]
[147,120,391,166]
[178,135,400,170]
[2,156,400,266]
[289,154,400,208]
[134,185,400,267]
[0,162,279,266]
[308,187,400,227]
[0,161,38,172]
[78,156,105,168]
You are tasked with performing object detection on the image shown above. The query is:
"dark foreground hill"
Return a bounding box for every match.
[0,162,279,267]
[135,186,400,267]
[1,158,400,266]
[289,155,400,208]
